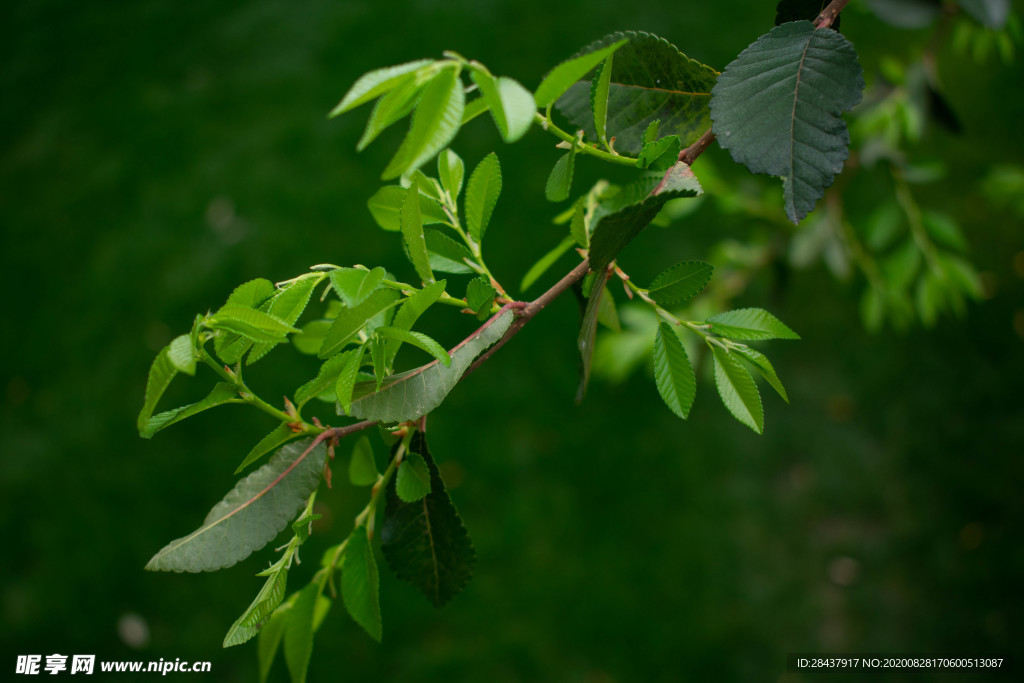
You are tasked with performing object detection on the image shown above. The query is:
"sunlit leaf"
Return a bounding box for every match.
[712,347,764,433]
[653,323,696,419]
[465,152,502,245]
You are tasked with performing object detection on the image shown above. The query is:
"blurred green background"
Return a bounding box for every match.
[3,1,1022,681]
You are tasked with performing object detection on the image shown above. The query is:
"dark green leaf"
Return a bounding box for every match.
[347,309,513,422]
[589,162,702,271]
[597,286,621,332]
[465,152,502,245]
[520,236,576,292]
[545,150,575,202]
[437,149,464,201]
[349,436,379,486]
[635,135,681,171]
[653,323,696,419]
[591,55,613,144]
[318,288,401,359]
[577,267,610,402]
[425,229,475,273]
[284,583,318,683]
[223,561,288,648]
[465,277,496,319]
[140,382,241,439]
[735,347,789,403]
[331,59,433,115]
[381,431,474,607]
[401,180,435,284]
[648,261,714,305]
[342,526,382,642]
[396,452,432,502]
[383,66,465,180]
[471,70,535,142]
[710,22,864,223]
[922,211,968,252]
[712,347,764,433]
[145,439,326,572]
[570,201,588,248]
[367,185,449,233]
[708,308,800,341]
[881,239,921,292]
[535,39,628,108]
[555,32,718,154]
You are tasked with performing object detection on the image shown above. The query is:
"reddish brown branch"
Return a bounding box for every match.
[814,0,851,29]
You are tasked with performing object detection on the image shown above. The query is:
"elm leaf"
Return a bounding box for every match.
[712,347,764,434]
[653,323,696,419]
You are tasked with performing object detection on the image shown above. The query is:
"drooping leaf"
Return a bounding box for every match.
[425,229,475,273]
[775,0,841,29]
[213,279,277,364]
[249,276,321,364]
[712,347,764,433]
[577,267,610,402]
[597,285,621,332]
[318,288,402,359]
[349,436,379,486]
[257,602,290,683]
[437,149,464,201]
[386,280,447,364]
[342,526,382,642]
[236,424,300,474]
[396,452,432,502]
[223,560,287,648]
[591,55,613,144]
[653,323,696,419]
[209,305,300,343]
[284,583,318,683]
[545,149,576,202]
[167,334,197,375]
[709,22,865,223]
[383,66,465,180]
[381,431,474,607]
[554,32,718,154]
[707,308,800,341]
[400,180,435,285]
[140,382,241,439]
[374,327,451,366]
[534,39,628,108]
[635,135,682,171]
[648,261,714,306]
[465,152,502,245]
[367,185,449,233]
[520,236,576,292]
[331,59,433,116]
[471,70,535,142]
[957,0,1010,29]
[145,439,326,572]
[138,345,180,437]
[335,346,366,415]
[589,162,702,271]
[465,277,496,319]
[735,346,790,403]
[346,309,514,422]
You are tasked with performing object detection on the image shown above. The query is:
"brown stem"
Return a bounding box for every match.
[679,129,717,166]
[814,0,851,29]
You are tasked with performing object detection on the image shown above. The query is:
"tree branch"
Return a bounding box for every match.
[814,0,851,29]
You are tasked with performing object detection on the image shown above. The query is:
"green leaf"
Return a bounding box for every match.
[249,276,321,364]
[235,424,299,475]
[437,149,464,201]
[577,267,610,402]
[223,561,288,648]
[335,346,366,415]
[167,334,197,375]
[570,201,588,248]
[342,526,382,642]
[881,239,921,291]
[922,210,968,252]
[331,59,433,116]
[383,66,465,180]
[396,452,432,502]
[400,181,435,285]
[347,309,513,422]
[591,55,613,144]
[648,261,714,306]
[465,152,502,245]
[257,603,289,683]
[356,73,425,152]
[589,162,702,271]
[707,308,800,341]
[956,0,1009,29]
[138,346,179,436]
[712,347,764,434]
[735,346,789,403]
[294,320,331,355]
[545,149,576,202]
[709,22,864,223]
[635,135,681,171]
[535,39,628,108]
[329,268,386,307]
[465,277,496,319]
[425,229,475,273]
[140,382,241,439]
[284,583,318,683]
[597,286,621,332]
[209,305,299,343]
[520,236,576,292]
[653,323,696,419]
[213,279,277,364]
[145,439,326,572]
[643,119,660,145]
[461,95,489,124]
[318,288,402,359]
[942,253,983,299]
[386,280,447,364]
[367,186,449,232]
[471,70,535,143]
[775,0,841,30]
[381,431,474,607]
[295,353,348,408]
[554,32,718,154]
[349,436,379,486]
[374,327,451,367]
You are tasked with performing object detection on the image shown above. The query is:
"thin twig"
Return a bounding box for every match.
[814,0,851,29]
